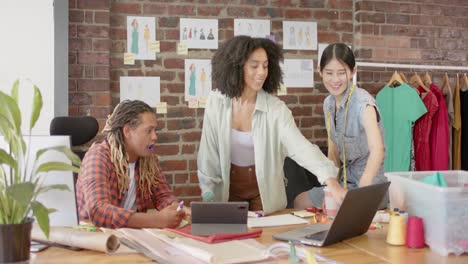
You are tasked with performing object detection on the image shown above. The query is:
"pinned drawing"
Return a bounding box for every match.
[283,21,317,50]
[180,18,218,49]
[185,59,212,101]
[127,16,156,60]
[120,77,160,107]
[281,59,314,88]
[234,19,271,38]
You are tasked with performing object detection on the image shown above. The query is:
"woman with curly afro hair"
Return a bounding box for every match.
[197,36,338,214]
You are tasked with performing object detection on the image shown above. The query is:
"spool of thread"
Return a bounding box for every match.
[323,186,339,218]
[399,210,408,223]
[386,213,406,246]
[406,216,425,248]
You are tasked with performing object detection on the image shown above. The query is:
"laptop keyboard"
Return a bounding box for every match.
[304,230,328,240]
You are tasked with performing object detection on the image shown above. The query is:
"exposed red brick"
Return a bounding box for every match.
[95,11,109,24]
[77,0,109,10]
[111,2,141,14]
[160,160,187,171]
[168,6,196,16]
[182,132,201,142]
[78,79,109,91]
[197,6,223,16]
[78,25,109,38]
[78,52,109,65]
[94,92,111,106]
[143,4,167,15]
[154,144,179,155]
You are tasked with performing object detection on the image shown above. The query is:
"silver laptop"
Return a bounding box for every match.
[273,182,390,247]
[190,201,248,236]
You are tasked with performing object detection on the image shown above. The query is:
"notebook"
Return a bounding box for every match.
[273,182,390,247]
[190,201,248,236]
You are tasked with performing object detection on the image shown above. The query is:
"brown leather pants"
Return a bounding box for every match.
[229,164,263,211]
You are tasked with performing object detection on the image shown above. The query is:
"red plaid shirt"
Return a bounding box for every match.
[76,140,177,228]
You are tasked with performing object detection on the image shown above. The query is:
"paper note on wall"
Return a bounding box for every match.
[177,42,188,55]
[156,102,167,114]
[124,53,135,65]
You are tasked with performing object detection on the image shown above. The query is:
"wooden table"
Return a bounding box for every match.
[343,224,467,264]
[32,213,467,264]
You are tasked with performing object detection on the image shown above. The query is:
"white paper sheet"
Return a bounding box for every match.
[247,214,308,228]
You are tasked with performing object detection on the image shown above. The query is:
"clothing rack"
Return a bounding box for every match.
[353,62,468,84]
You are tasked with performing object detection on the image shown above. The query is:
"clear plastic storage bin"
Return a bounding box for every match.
[385,170,468,256]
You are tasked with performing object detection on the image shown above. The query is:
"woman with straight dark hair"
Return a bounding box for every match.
[295,43,388,209]
[197,36,339,214]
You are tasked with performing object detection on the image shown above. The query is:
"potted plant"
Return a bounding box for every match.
[0,80,81,263]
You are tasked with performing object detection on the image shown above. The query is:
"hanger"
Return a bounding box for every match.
[399,71,408,83]
[423,72,432,86]
[440,72,451,95]
[461,73,468,92]
[386,71,404,87]
[409,72,430,92]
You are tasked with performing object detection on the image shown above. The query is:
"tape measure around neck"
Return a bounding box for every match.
[325,84,356,190]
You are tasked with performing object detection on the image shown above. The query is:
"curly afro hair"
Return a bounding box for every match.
[211,35,284,98]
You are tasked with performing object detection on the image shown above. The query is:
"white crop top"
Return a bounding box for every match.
[230,129,255,166]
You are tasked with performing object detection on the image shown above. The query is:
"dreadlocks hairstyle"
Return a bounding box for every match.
[102,100,161,196]
[211,35,284,98]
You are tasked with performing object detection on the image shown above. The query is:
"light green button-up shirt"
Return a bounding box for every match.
[197,89,338,214]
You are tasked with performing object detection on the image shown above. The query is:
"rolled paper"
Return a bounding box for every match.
[32,225,120,253]
[386,214,406,246]
[406,216,425,248]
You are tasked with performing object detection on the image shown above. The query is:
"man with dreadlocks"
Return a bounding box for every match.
[76,100,187,228]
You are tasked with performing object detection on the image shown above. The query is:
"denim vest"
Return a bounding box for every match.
[323,86,387,187]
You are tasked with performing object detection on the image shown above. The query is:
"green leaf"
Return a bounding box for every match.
[29,85,43,131]
[7,182,34,206]
[31,201,50,238]
[11,79,19,104]
[35,162,81,174]
[38,184,70,194]
[0,115,15,141]
[0,149,16,168]
[0,90,21,134]
[35,146,82,168]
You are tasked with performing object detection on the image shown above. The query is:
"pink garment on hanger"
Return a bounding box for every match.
[413,87,438,171]
[429,84,449,170]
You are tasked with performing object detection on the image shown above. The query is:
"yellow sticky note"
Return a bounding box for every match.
[198,96,207,108]
[155,102,167,114]
[123,53,135,65]
[188,97,198,108]
[278,84,287,95]
[150,40,160,53]
[177,42,188,55]
[292,210,315,218]
[305,251,318,264]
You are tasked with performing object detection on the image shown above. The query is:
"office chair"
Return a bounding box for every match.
[49,116,99,160]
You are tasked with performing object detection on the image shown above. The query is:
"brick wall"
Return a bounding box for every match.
[69,0,468,201]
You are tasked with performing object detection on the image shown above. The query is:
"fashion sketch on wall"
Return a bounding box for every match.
[184,59,212,101]
[127,16,156,60]
[282,21,317,50]
[180,18,218,49]
[282,59,314,88]
[120,77,161,107]
[234,19,271,38]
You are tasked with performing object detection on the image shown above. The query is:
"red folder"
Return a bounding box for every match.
[165,225,262,244]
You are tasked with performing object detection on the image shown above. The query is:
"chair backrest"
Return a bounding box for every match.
[50,116,99,148]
